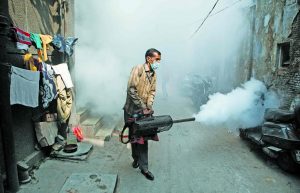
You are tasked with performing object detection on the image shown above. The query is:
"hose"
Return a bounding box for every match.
[120,124,130,144]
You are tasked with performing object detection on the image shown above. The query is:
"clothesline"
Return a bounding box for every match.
[7,52,54,56]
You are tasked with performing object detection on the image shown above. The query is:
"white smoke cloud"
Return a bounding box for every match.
[194,78,280,129]
[74,0,252,114]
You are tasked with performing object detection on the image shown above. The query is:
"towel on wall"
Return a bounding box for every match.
[10,66,40,107]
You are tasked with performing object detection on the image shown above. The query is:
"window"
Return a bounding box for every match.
[277,42,291,68]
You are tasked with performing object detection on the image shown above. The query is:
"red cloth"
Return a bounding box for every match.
[12,27,32,45]
[72,126,84,142]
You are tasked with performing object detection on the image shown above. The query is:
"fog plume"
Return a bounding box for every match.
[195,79,280,129]
[75,0,252,114]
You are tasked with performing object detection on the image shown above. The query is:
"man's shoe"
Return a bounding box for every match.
[141,170,154,181]
[132,160,139,168]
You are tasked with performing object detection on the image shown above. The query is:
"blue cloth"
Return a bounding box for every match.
[65,37,78,56]
[52,34,65,52]
[10,66,40,107]
[52,35,78,56]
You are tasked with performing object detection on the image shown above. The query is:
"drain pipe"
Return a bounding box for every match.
[0,0,20,192]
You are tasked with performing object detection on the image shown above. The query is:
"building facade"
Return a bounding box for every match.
[0,0,75,192]
[238,0,300,109]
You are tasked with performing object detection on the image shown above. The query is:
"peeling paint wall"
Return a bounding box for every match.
[239,0,300,109]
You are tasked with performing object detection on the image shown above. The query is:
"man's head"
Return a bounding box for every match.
[145,48,161,64]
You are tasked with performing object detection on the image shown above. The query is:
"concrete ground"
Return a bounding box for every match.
[19,96,300,193]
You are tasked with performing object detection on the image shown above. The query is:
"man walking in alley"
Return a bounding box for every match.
[123,48,161,181]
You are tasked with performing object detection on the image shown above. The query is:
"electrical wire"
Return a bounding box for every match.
[190,0,246,38]
[190,0,220,38]
[209,0,243,17]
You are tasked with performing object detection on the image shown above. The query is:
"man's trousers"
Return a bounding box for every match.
[124,111,149,171]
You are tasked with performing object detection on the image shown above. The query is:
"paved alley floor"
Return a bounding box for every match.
[19,96,300,193]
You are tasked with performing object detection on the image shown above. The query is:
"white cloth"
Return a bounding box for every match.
[52,63,74,88]
[10,66,40,107]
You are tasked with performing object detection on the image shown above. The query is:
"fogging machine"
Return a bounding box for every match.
[120,114,195,144]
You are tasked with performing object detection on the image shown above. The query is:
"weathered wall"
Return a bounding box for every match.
[6,0,75,162]
[273,9,300,108]
[239,0,300,109]
[235,4,256,84]
[8,0,75,64]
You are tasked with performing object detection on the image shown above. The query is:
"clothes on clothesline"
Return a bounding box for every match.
[40,34,53,61]
[52,34,64,52]
[23,53,42,71]
[52,35,78,56]
[52,63,74,88]
[23,54,74,111]
[40,62,57,108]
[12,27,32,45]
[12,27,78,59]
[10,66,40,107]
[30,33,42,49]
[16,42,29,50]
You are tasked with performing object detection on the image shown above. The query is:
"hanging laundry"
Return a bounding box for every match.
[16,42,29,50]
[52,35,78,56]
[41,62,57,108]
[24,53,35,70]
[52,34,65,52]
[37,49,44,62]
[65,37,78,56]
[10,66,40,107]
[52,63,74,88]
[55,75,72,123]
[12,27,32,45]
[30,33,42,49]
[24,53,42,71]
[40,34,53,61]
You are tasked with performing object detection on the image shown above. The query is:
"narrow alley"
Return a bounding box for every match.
[1,1,300,193]
[19,96,300,193]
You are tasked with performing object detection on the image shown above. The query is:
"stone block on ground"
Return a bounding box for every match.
[59,173,118,193]
[80,116,103,138]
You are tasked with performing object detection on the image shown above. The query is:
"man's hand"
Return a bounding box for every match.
[143,108,153,115]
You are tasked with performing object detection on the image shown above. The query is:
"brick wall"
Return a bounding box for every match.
[273,12,300,109]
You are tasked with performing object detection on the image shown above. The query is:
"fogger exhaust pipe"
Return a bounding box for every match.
[172,117,195,124]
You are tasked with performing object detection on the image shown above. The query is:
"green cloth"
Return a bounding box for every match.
[30,33,42,49]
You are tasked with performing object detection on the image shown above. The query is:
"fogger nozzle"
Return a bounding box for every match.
[172,117,196,124]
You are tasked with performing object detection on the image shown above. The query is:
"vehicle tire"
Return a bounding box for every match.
[277,152,300,173]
